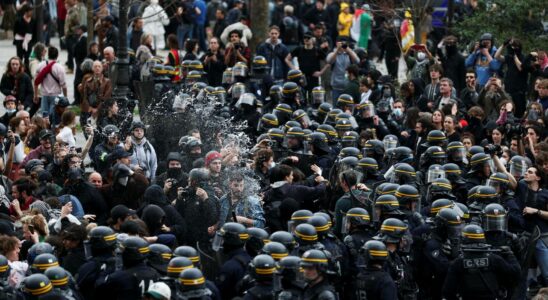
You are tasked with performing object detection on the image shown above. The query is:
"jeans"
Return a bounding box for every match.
[177,24,193,49]
[40,95,57,120]
[193,23,207,53]
[536,238,548,284]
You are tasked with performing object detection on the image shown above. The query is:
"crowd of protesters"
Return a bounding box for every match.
[0,0,546,299]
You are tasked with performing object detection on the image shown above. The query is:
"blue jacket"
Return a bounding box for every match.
[256,39,290,81]
[465,47,501,86]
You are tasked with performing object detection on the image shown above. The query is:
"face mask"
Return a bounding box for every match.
[417,52,426,61]
[6,109,16,114]
[167,167,181,178]
[393,108,402,117]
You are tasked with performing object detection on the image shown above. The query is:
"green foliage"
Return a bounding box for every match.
[453,0,547,52]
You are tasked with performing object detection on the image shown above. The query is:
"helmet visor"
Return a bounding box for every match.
[212,232,224,252]
[222,70,234,84]
[383,137,398,151]
[483,214,508,231]
[312,90,326,104]
[449,148,466,162]
[427,166,446,183]
[232,85,246,100]
[509,159,527,178]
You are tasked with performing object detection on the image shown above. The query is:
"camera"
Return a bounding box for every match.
[206,50,214,57]
[178,186,196,199]
[234,43,241,50]
[342,43,348,49]
[484,144,502,156]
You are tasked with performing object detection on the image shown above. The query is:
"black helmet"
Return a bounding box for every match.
[461,224,486,245]
[288,209,314,232]
[103,124,120,138]
[364,139,385,158]
[486,172,510,192]
[317,102,332,115]
[276,256,301,280]
[270,231,297,251]
[32,253,59,273]
[252,55,269,70]
[342,207,370,234]
[430,198,455,216]
[293,223,318,245]
[308,132,330,153]
[339,147,362,159]
[287,69,304,82]
[467,145,485,159]
[362,240,389,263]
[267,128,285,144]
[274,103,293,122]
[427,130,447,146]
[339,156,359,170]
[282,81,299,98]
[336,94,354,108]
[395,185,420,208]
[317,124,338,142]
[482,203,507,232]
[392,146,414,164]
[179,268,206,291]
[456,202,470,222]
[284,120,302,131]
[313,212,333,228]
[88,226,117,250]
[469,153,491,173]
[307,216,330,237]
[262,242,289,261]
[260,113,279,130]
[312,86,326,105]
[300,249,329,273]
[426,164,446,183]
[247,227,269,255]
[447,141,466,163]
[148,243,172,270]
[326,108,343,124]
[121,237,149,262]
[250,254,277,280]
[212,222,249,251]
[434,208,463,239]
[380,183,400,196]
[335,119,353,132]
[21,274,53,296]
[429,178,453,199]
[44,266,70,288]
[269,85,283,103]
[358,157,379,176]
[173,246,201,265]
[443,163,462,180]
[232,62,247,78]
[27,242,54,265]
[467,185,481,203]
[377,218,408,243]
[509,155,528,178]
[341,131,359,148]
[375,194,400,214]
[167,257,194,278]
[189,168,209,184]
[382,134,399,150]
[393,163,416,184]
[421,146,447,167]
[475,185,499,203]
[286,127,305,139]
[0,255,10,280]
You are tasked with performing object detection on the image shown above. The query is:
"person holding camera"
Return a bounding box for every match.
[153,152,189,202]
[465,33,501,87]
[202,37,225,86]
[224,29,250,68]
[326,36,360,101]
[495,38,528,117]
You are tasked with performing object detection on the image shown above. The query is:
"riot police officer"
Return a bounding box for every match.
[96,237,160,300]
[395,184,424,231]
[442,224,521,300]
[243,254,277,300]
[291,223,325,257]
[300,250,338,300]
[179,268,213,300]
[355,240,398,300]
[0,255,15,300]
[44,266,82,300]
[342,207,373,281]
[213,222,251,300]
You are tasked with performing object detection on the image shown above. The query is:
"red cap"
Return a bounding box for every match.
[205,151,222,167]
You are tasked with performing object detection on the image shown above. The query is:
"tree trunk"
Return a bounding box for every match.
[249,0,269,54]
[87,0,94,47]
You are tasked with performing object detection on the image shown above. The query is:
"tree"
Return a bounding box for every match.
[249,0,269,54]
[453,0,547,52]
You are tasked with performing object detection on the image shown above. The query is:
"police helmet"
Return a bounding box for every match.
[0,255,9,279]
[312,86,326,104]
[300,249,329,273]
[148,243,173,269]
[121,237,149,262]
[434,208,463,239]
[395,185,420,207]
[270,231,297,251]
[380,183,400,196]
[426,130,447,146]
[456,202,470,222]
[430,198,455,216]
[27,242,54,265]
[307,216,330,237]
[339,147,362,159]
[509,155,528,178]
[260,113,279,130]
[364,139,385,158]
[375,194,400,214]
[282,81,299,98]
[377,218,408,243]
[287,69,304,82]
[342,207,370,234]
[212,222,249,251]
[393,163,416,184]
[167,257,194,278]
[252,55,269,70]
[358,157,379,175]
[103,124,120,138]
[173,246,201,265]
[382,134,399,150]
[461,224,486,244]
[336,94,354,107]
[250,254,277,280]
[268,128,285,144]
[447,141,466,162]
[469,153,492,172]
[316,124,338,142]
[392,146,414,164]
[421,146,447,167]
[21,274,53,296]
[482,203,507,232]
[362,240,389,263]
[44,266,70,289]
[179,268,206,291]
[262,242,289,261]
[293,223,318,245]
[443,163,462,180]
[32,253,59,273]
[317,102,331,115]
[247,227,270,255]
[88,226,117,250]
[486,172,510,192]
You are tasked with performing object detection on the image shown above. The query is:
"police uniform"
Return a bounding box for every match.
[303,279,337,300]
[96,262,160,300]
[76,254,117,300]
[356,266,398,300]
[216,248,251,300]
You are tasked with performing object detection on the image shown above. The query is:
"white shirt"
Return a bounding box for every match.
[57,127,76,148]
